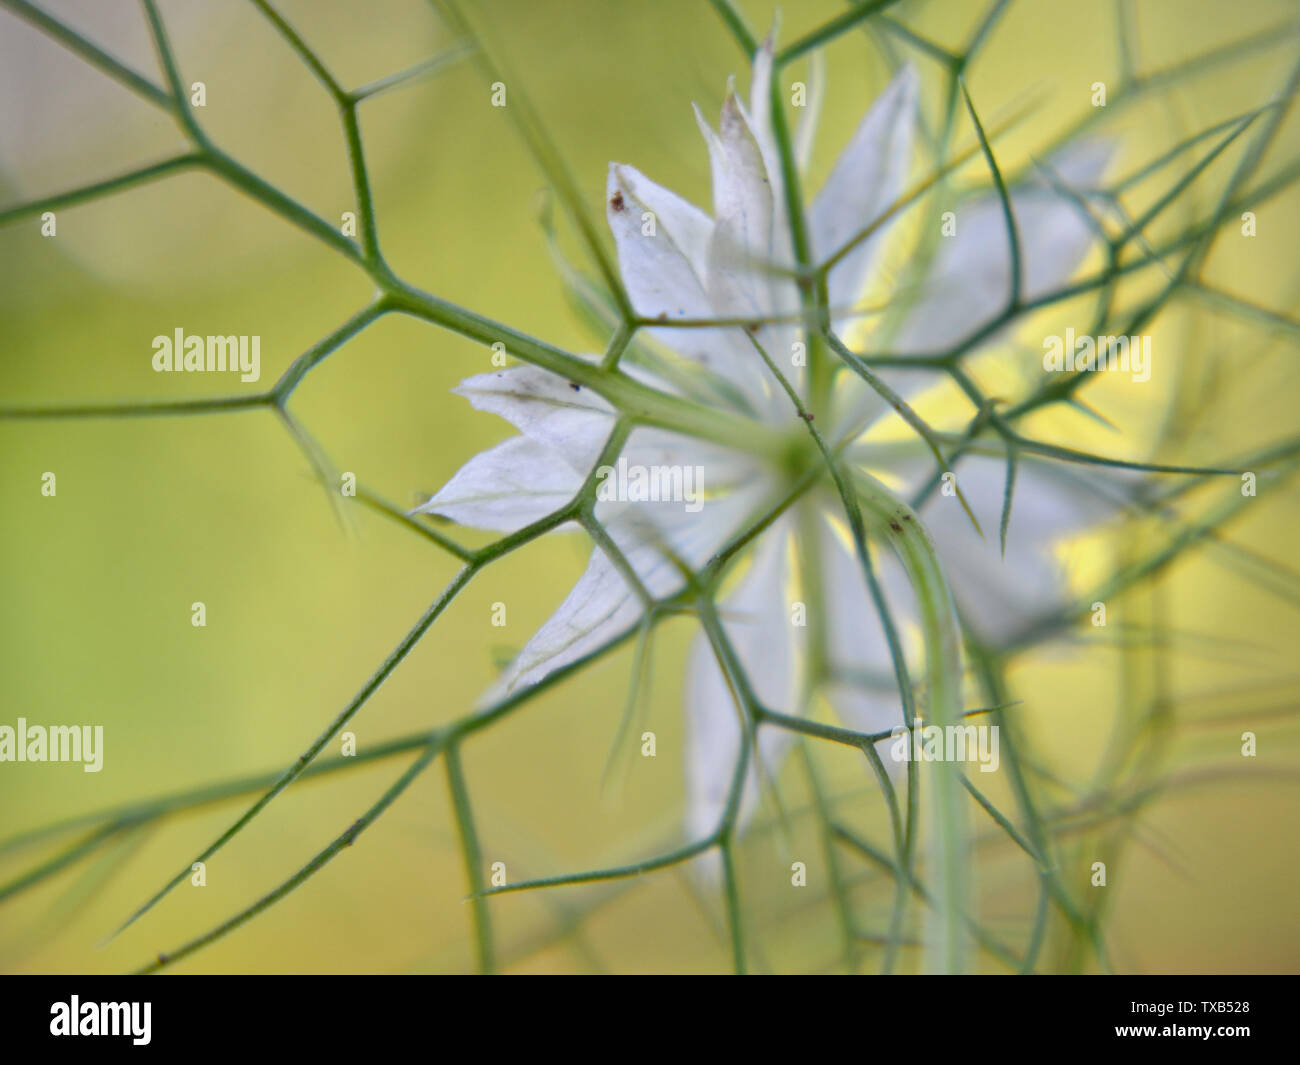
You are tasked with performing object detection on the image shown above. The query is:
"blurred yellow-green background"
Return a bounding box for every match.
[1,0,1298,973]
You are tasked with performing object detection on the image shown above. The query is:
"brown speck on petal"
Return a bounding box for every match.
[610,190,625,211]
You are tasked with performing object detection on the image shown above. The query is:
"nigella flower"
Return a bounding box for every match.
[418,39,1127,844]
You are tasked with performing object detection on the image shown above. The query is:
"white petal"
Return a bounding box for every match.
[745,35,789,252]
[608,426,760,499]
[489,529,645,700]
[819,513,910,682]
[607,163,762,407]
[606,162,714,327]
[697,93,774,292]
[816,513,916,753]
[748,36,778,166]
[697,91,802,410]
[451,365,616,475]
[918,453,1134,643]
[415,436,581,533]
[490,466,774,700]
[613,163,715,281]
[685,519,798,845]
[830,143,1114,439]
[811,66,917,330]
[891,139,1115,356]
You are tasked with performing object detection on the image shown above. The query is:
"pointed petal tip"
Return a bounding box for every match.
[875,62,919,114]
[719,87,748,133]
[692,100,719,143]
[606,163,637,218]
[893,61,920,96]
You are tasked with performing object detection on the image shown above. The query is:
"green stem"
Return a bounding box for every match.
[850,471,969,973]
[445,744,495,974]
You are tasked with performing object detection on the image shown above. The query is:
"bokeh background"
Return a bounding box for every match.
[1,0,1298,973]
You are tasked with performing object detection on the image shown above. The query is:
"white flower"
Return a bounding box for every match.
[418,40,1126,845]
